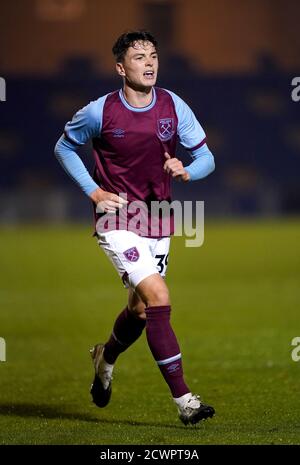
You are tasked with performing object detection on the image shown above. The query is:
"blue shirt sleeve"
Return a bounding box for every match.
[185,143,215,181]
[54,95,107,195]
[64,96,106,145]
[165,89,215,181]
[165,89,206,150]
[54,135,100,195]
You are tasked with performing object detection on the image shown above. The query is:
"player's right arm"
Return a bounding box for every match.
[164,90,215,181]
[54,98,127,212]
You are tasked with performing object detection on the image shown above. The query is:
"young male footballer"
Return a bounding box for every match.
[54,31,216,425]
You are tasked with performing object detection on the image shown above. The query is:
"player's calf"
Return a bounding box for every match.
[128,287,146,320]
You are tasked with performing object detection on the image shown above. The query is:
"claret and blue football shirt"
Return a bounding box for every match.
[55,87,215,236]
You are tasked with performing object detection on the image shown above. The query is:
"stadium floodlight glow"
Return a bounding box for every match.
[0,77,6,102]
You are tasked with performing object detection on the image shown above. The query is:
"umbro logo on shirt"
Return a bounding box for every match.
[112,128,125,138]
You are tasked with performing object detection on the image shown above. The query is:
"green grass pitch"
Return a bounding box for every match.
[0,219,299,444]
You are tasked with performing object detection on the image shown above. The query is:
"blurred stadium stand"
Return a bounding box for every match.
[0,0,299,223]
[1,57,299,223]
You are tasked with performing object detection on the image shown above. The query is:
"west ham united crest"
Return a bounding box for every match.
[123,247,140,262]
[157,118,175,141]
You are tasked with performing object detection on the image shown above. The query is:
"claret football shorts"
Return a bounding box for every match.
[96,229,170,289]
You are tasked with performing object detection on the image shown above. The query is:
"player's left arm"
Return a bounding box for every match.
[163,90,215,182]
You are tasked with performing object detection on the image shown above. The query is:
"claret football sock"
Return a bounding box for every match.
[145,305,190,398]
[103,306,146,364]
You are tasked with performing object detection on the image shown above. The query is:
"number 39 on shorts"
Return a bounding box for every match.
[155,254,169,274]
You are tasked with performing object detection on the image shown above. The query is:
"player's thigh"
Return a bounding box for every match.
[133,237,171,306]
[97,230,158,289]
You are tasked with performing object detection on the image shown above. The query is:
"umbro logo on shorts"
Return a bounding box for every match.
[123,247,140,262]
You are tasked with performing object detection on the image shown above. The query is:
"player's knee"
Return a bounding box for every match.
[146,287,170,307]
[135,273,170,307]
[132,310,146,321]
[128,301,146,320]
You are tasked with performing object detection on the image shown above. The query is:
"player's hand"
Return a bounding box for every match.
[163,152,190,182]
[89,187,128,213]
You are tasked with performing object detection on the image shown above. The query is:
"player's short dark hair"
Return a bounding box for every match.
[112,30,158,62]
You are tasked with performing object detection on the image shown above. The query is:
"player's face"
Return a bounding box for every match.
[116,41,158,90]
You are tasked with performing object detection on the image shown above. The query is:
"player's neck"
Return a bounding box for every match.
[122,85,153,108]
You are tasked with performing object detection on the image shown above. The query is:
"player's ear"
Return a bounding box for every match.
[116,62,125,77]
